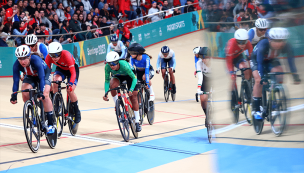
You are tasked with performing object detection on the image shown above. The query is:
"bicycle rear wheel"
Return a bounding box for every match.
[147,101,155,125]
[144,89,149,116]
[127,98,138,139]
[116,99,130,142]
[23,100,40,153]
[231,89,239,124]
[252,116,264,135]
[137,91,144,125]
[164,74,170,102]
[241,80,252,125]
[68,100,78,136]
[269,85,287,136]
[53,92,64,138]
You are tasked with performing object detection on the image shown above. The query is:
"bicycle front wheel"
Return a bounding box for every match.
[137,90,144,125]
[231,89,239,124]
[127,98,138,139]
[23,100,40,153]
[53,92,64,138]
[68,99,78,136]
[147,101,155,125]
[269,85,287,136]
[241,80,252,125]
[164,74,170,102]
[116,99,130,142]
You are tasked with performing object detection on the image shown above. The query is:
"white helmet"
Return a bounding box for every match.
[25,34,38,45]
[15,45,31,58]
[234,29,249,40]
[268,27,289,40]
[49,42,63,53]
[255,18,268,29]
[106,51,120,62]
[193,46,201,54]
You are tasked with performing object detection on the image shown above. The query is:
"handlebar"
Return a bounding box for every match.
[51,80,67,85]
[12,88,37,95]
[233,68,251,74]
[104,85,129,97]
[267,72,294,76]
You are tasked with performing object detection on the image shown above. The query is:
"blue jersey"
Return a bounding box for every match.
[130,54,150,85]
[194,55,199,70]
[38,43,48,59]
[251,39,297,77]
[12,55,50,93]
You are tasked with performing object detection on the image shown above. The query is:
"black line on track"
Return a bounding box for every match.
[216,137,304,143]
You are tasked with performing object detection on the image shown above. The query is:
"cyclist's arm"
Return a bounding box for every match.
[196,60,203,87]
[120,42,126,59]
[32,56,46,92]
[104,65,111,93]
[256,47,265,77]
[248,29,255,43]
[172,52,176,69]
[145,57,150,85]
[285,43,297,73]
[246,41,253,57]
[124,28,130,40]
[107,44,112,54]
[194,56,198,70]
[12,61,21,93]
[226,40,235,73]
[65,53,76,85]
[124,62,137,92]
[44,55,53,69]
[39,44,48,59]
[156,54,161,70]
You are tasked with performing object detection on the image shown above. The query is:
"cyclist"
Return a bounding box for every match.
[251,27,301,119]
[10,45,55,134]
[102,51,142,132]
[107,34,127,60]
[193,46,201,77]
[116,23,132,48]
[196,47,212,117]
[248,18,269,48]
[129,43,155,101]
[25,34,48,60]
[156,46,176,94]
[45,42,81,126]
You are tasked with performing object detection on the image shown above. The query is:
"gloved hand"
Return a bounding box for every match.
[197,88,203,95]
[171,67,175,73]
[10,93,17,102]
[67,82,73,92]
[293,74,301,84]
[156,69,160,74]
[231,74,236,81]
[194,71,197,77]
[146,83,150,89]
[37,92,45,100]
[260,77,268,85]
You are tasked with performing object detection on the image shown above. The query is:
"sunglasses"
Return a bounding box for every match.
[258,28,267,32]
[18,56,29,60]
[29,44,36,48]
[162,53,169,56]
[49,52,61,58]
[236,40,247,45]
[128,50,139,55]
[108,61,119,66]
[271,39,286,43]
[112,41,117,44]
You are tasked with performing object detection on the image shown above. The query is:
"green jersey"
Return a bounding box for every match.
[104,60,137,92]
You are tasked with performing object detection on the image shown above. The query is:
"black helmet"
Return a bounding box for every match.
[117,23,124,29]
[198,47,211,58]
[128,43,145,55]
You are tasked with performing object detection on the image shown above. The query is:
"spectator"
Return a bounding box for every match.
[257,4,275,19]
[0,32,8,47]
[41,3,47,10]
[199,0,207,10]
[75,8,81,15]
[148,1,162,22]
[179,0,187,13]
[12,4,21,22]
[23,0,28,10]
[50,14,62,30]
[65,6,72,21]
[233,0,242,17]
[11,21,27,46]
[100,3,113,20]
[234,9,245,29]
[209,3,223,31]
[56,3,66,22]
[46,3,56,17]
[27,0,36,16]
[119,0,136,21]
[63,0,76,15]
[93,7,99,16]
[79,5,87,20]
[108,0,120,18]
[97,15,102,27]
[35,32,46,44]
[75,0,84,9]
[29,10,41,29]
[52,0,59,9]
[98,0,105,10]
[3,0,12,10]
[240,17,250,30]
[69,13,82,31]
[28,22,38,34]
[18,11,28,22]
[86,24,99,39]
[246,0,255,11]
[173,0,180,7]
[39,23,51,41]
[131,0,143,20]
[3,2,17,25]
[40,9,52,29]
[59,20,72,44]
[184,0,195,13]
[0,7,4,23]
[37,3,42,12]
[16,0,24,14]
[78,13,85,26]
[173,5,181,16]
[84,13,91,25]
[224,2,233,18]
[99,16,111,35]
[82,0,92,13]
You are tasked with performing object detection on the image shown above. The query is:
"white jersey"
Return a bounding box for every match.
[108,41,125,52]
[158,49,175,59]
[197,59,211,78]
[248,27,266,45]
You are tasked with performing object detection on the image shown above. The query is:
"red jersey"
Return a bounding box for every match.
[116,26,131,39]
[65,12,71,21]
[225,38,253,72]
[4,7,13,25]
[45,50,76,83]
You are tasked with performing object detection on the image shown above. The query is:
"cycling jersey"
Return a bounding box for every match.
[12,55,50,92]
[104,60,137,92]
[45,50,77,84]
[107,41,126,60]
[194,55,199,70]
[248,27,268,45]
[156,49,176,70]
[226,38,253,73]
[197,59,211,92]
[130,54,150,85]
[251,39,297,77]
[116,27,131,40]
[37,42,48,59]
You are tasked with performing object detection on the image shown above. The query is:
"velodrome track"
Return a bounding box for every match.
[0,30,303,172]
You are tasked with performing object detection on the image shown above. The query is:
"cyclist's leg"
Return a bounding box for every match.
[251,56,263,118]
[269,59,283,83]
[142,73,155,101]
[160,58,167,79]
[110,76,121,104]
[168,58,175,84]
[21,76,34,102]
[52,67,66,93]
[238,61,252,80]
[200,76,210,115]
[126,76,141,131]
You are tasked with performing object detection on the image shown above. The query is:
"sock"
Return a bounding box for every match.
[149,85,154,95]
[72,101,80,112]
[134,110,140,123]
[203,109,207,115]
[253,97,262,112]
[113,95,118,104]
[45,111,54,126]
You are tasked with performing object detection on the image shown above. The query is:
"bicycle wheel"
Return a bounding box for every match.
[241,80,252,125]
[23,100,40,153]
[252,115,264,135]
[164,74,170,102]
[127,98,138,139]
[68,99,78,136]
[206,92,215,143]
[53,92,64,138]
[144,89,149,116]
[231,89,239,124]
[269,85,287,136]
[116,99,130,142]
[137,91,144,125]
[195,93,199,102]
[147,101,155,125]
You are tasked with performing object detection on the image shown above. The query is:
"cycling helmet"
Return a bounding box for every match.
[268,27,289,40]
[48,42,63,57]
[106,51,120,62]
[234,29,248,40]
[15,45,31,58]
[193,46,201,54]
[255,18,268,29]
[128,43,145,55]
[198,47,211,58]
[25,34,38,46]
[117,23,124,29]
[110,34,119,42]
[161,46,170,54]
